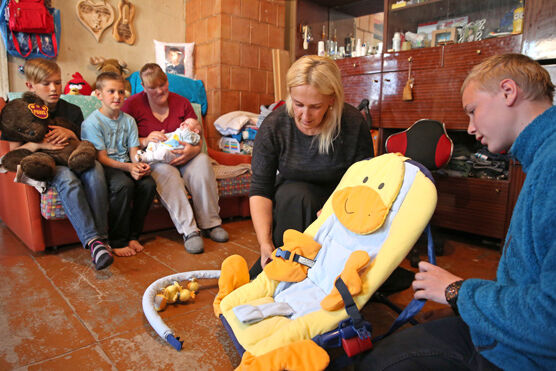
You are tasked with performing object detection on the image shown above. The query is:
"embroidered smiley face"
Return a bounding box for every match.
[27,103,49,119]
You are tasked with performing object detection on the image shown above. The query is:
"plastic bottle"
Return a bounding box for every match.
[318,24,326,56]
[512,0,524,34]
[318,41,325,56]
[355,38,362,57]
[393,32,401,52]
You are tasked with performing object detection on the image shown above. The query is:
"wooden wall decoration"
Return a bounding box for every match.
[76,0,115,42]
[113,0,136,45]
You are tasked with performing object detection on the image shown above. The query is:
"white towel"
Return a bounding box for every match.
[233,302,295,324]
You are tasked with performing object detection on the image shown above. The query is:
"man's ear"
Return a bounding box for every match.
[25,81,34,90]
[500,78,518,106]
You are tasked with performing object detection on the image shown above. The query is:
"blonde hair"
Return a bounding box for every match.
[24,58,60,83]
[95,72,125,91]
[139,63,168,88]
[286,55,344,154]
[461,53,554,102]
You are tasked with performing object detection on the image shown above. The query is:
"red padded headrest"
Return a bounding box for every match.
[385,119,453,170]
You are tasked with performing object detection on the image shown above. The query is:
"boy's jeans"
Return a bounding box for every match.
[103,167,156,249]
[50,161,108,247]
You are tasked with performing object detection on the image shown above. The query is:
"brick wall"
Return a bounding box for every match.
[186,0,286,149]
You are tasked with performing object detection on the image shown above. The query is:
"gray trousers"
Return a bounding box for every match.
[150,153,221,236]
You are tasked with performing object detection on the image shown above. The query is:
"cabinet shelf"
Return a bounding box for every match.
[386,0,521,50]
[390,0,443,14]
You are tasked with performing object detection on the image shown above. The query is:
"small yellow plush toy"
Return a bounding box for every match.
[154,279,199,312]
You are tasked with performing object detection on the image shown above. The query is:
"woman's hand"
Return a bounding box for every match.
[260,242,274,269]
[412,262,463,304]
[45,125,77,145]
[168,148,188,166]
[129,162,151,180]
[168,142,199,167]
[144,130,167,145]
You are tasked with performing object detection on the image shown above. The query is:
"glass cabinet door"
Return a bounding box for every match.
[386,0,524,51]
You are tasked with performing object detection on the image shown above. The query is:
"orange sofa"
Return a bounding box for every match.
[0,97,251,252]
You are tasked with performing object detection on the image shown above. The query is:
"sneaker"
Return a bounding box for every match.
[88,239,113,270]
[202,226,229,242]
[183,231,204,254]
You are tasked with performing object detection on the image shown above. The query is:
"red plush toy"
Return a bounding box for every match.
[63,72,93,95]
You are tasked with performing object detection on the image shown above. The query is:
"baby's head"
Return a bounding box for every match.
[179,119,201,134]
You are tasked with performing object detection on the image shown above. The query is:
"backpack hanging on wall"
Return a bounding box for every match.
[0,0,60,59]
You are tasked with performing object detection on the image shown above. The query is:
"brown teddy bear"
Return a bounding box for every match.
[0,92,96,181]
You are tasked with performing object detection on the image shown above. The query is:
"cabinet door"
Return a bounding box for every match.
[522,0,556,60]
[382,48,442,72]
[432,176,510,239]
[336,55,382,76]
[443,35,522,68]
[341,73,382,124]
[337,56,382,124]
[381,67,469,129]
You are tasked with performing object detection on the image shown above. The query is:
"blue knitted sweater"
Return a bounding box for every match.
[459,105,556,370]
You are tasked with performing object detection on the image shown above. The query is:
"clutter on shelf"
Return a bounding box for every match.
[216,101,285,155]
[442,144,510,180]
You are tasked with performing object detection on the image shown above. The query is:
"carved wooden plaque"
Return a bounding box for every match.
[113,0,136,45]
[76,0,115,42]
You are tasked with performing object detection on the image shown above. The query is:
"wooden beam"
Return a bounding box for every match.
[272,49,290,101]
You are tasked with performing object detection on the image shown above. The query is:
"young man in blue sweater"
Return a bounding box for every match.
[356,54,555,370]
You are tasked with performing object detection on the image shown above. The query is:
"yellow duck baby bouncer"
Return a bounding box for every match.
[213,153,438,370]
[142,153,437,369]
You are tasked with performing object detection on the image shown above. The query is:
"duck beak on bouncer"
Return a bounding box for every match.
[332,185,388,235]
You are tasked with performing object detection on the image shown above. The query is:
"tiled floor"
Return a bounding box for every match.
[0,219,501,370]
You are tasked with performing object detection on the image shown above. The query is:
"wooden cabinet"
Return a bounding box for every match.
[442,35,522,68]
[432,175,510,239]
[432,160,524,239]
[297,0,551,241]
[335,56,382,125]
[337,35,524,240]
[380,34,522,130]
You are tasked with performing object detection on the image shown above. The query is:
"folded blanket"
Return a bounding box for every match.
[210,158,251,179]
[214,111,259,136]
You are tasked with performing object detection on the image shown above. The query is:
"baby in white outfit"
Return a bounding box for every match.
[136,121,201,163]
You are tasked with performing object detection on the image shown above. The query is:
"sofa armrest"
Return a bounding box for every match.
[207,147,251,165]
[0,140,47,252]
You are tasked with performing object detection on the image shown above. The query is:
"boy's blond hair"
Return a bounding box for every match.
[139,63,168,88]
[24,58,60,83]
[461,53,554,102]
[95,72,125,91]
[285,55,345,154]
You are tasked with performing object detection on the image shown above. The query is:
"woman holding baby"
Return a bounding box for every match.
[121,63,227,254]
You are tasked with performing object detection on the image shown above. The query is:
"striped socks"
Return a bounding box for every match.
[88,239,113,270]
